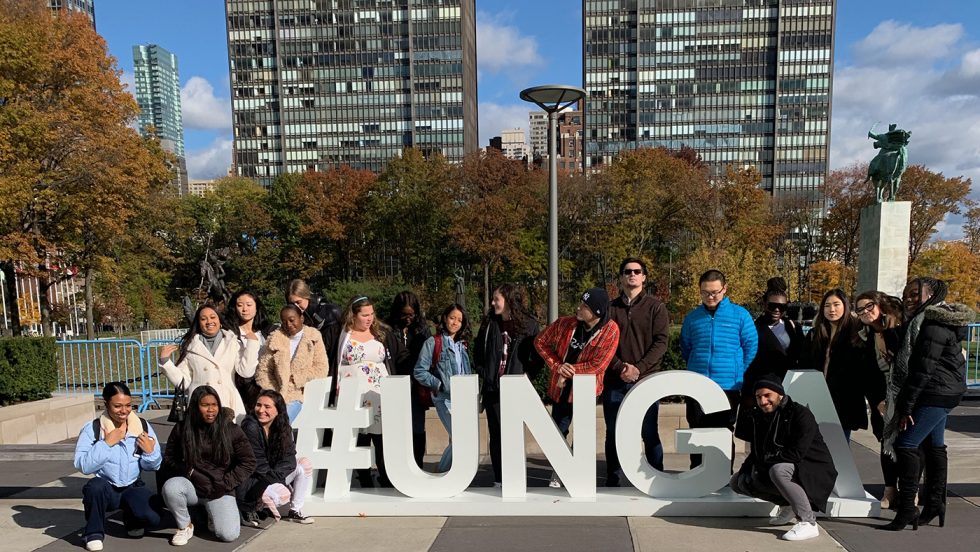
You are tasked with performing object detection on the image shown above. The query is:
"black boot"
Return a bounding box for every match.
[413,432,427,469]
[879,448,920,531]
[918,445,948,527]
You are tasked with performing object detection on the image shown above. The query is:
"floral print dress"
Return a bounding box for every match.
[338,336,389,434]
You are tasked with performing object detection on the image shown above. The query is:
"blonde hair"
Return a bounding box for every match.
[342,296,386,342]
[286,279,312,301]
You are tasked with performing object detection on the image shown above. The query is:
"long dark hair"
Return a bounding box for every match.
[810,288,857,351]
[226,290,270,337]
[251,389,292,467]
[490,283,533,337]
[387,290,427,334]
[175,305,225,365]
[906,277,948,317]
[438,303,471,343]
[854,290,905,330]
[181,385,233,468]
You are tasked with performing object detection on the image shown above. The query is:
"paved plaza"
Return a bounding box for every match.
[2,400,978,552]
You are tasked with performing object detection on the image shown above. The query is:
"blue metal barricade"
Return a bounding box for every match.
[966,323,980,388]
[56,339,150,408]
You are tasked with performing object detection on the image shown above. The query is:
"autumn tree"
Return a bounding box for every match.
[451,149,539,310]
[896,166,972,265]
[0,2,171,335]
[911,241,980,309]
[817,164,873,267]
[964,203,980,255]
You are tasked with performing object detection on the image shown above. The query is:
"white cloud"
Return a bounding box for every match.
[852,20,964,66]
[479,102,532,148]
[831,22,980,242]
[181,76,232,131]
[477,12,543,77]
[186,137,233,180]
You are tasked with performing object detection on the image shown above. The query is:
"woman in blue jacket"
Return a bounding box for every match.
[74,382,162,551]
[413,303,472,472]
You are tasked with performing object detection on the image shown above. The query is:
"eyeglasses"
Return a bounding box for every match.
[766,302,788,312]
[700,288,725,299]
[854,302,877,315]
[621,269,643,276]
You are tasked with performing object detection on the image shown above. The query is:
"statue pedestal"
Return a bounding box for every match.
[857,201,911,297]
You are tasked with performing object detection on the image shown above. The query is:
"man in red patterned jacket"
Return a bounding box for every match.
[535,287,620,488]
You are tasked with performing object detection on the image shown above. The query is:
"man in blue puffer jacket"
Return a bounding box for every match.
[680,269,758,468]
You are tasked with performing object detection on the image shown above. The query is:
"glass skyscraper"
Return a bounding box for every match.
[225,0,478,185]
[583,0,834,203]
[133,44,185,158]
[48,0,96,29]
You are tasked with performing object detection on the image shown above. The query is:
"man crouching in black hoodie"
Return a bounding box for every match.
[730,376,838,542]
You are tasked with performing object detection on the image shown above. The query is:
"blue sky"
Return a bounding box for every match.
[94,0,980,232]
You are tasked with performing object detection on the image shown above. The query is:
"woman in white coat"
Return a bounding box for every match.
[159,305,260,419]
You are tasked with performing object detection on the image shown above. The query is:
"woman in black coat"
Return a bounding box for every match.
[386,291,432,469]
[743,285,804,395]
[474,283,541,486]
[881,279,975,531]
[802,289,885,441]
[238,390,313,525]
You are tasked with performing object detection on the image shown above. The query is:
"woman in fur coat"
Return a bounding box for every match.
[255,305,329,422]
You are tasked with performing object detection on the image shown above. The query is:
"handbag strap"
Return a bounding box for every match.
[431,335,443,372]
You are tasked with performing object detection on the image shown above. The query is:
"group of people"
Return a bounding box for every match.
[72,263,974,547]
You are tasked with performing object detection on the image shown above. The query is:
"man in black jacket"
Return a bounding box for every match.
[731,377,838,542]
[603,257,669,484]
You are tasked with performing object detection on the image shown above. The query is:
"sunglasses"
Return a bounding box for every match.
[766,302,788,312]
[621,269,643,276]
[854,302,877,315]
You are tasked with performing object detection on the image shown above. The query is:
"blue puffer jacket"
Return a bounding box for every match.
[413,334,471,400]
[680,297,758,391]
[74,419,162,487]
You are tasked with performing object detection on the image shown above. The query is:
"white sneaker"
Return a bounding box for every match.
[782,521,819,541]
[549,471,562,489]
[85,540,104,552]
[769,505,797,525]
[171,524,194,546]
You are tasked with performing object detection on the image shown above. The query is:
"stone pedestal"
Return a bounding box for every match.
[857,201,911,297]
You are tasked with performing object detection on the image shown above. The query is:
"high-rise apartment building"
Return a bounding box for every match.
[528,111,548,160]
[499,128,528,162]
[48,0,96,28]
[133,44,187,192]
[133,44,185,158]
[225,0,478,185]
[583,0,834,203]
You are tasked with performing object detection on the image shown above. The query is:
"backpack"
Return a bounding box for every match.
[416,336,444,408]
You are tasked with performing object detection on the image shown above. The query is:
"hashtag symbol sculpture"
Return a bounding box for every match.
[293,377,372,498]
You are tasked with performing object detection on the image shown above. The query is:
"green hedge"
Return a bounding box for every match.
[0,337,57,405]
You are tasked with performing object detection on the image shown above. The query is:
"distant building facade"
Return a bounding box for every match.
[499,128,528,162]
[528,111,548,160]
[224,0,479,185]
[48,0,96,28]
[583,0,835,204]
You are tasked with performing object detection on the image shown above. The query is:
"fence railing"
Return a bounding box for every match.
[57,325,980,408]
[139,328,186,344]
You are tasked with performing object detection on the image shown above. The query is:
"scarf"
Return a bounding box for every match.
[98,411,144,440]
[882,311,924,460]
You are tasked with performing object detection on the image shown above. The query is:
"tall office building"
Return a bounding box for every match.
[133,44,187,192]
[225,0,478,185]
[48,0,96,28]
[583,0,834,203]
[528,111,548,160]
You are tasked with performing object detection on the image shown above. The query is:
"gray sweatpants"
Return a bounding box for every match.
[162,477,241,542]
[730,462,816,523]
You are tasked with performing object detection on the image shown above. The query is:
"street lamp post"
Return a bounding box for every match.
[520,85,586,323]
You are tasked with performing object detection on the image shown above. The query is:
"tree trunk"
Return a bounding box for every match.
[38,276,53,337]
[85,268,95,339]
[483,261,490,315]
[0,263,21,335]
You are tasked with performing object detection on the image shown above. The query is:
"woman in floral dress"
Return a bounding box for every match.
[336,296,404,487]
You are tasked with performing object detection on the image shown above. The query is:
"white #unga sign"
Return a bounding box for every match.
[292,370,878,517]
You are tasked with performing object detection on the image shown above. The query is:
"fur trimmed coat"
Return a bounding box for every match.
[255,326,329,404]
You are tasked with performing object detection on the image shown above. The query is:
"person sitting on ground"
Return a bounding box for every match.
[237,390,314,525]
[74,382,162,552]
[730,377,838,542]
[161,386,256,546]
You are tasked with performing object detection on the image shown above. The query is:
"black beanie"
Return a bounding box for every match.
[754,377,785,396]
[581,287,610,318]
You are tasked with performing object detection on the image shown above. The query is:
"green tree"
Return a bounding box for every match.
[896,166,972,265]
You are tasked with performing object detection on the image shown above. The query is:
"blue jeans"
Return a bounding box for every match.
[603,383,663,474]
[894,405,951,449]
[287,400,303,423]
[432,394,454,472]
